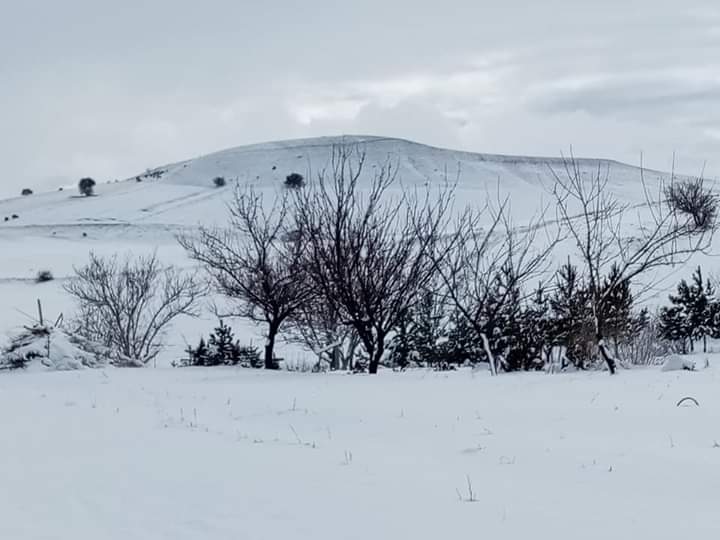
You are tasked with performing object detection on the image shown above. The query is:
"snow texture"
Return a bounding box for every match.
[2,325,107,371]
[0,366,719,539]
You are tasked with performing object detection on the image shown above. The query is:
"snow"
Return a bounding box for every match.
[662,354,700,371]
[1,135,720,537]
[0,365,719,539]
[1,325,106,371]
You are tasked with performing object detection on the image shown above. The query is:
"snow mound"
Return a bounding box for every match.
[1,325,108,371]
[660,354,706,372]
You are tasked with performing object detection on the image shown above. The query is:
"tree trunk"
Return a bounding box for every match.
[265,322,280,370]
[480,333,497,375]
[331,345,340,371]
[703,335,707,353]
[368,339,384,374]
[598,337,616,375]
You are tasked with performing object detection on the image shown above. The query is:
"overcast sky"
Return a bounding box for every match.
[2,0,720,196]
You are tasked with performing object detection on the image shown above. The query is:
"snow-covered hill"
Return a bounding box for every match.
[0,135,711,360]
[0,135,674,233]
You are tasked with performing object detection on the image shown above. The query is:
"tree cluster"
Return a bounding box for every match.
[659,266,720,353]
[175,320,262,368]
[56,146,716,375]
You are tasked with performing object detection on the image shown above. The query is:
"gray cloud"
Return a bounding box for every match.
[1,0,720,197]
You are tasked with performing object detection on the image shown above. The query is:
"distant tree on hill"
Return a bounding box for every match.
[78,177,96,197]
[284,173,305,189]
[213,176,226,188]
[21,188,33,196]
[35,270,54,283]
[665,177,718,232]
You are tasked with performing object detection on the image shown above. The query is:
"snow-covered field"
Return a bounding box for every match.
[2,136,720,538]
[1,365,718,539]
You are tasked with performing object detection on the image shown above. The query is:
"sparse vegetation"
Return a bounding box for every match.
[175,320,262,368]
[550,156,717,373]
[284,172,305,189]
[665,177,718,232]
[64,252,204,366]
[35,270,54,283]
[293,145,455,374]
[179,186,310,369]
[1,142,712,376]
[78,177,96,197]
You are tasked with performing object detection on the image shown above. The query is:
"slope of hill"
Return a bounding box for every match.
[0,135,710,359]
[0,135,673,233]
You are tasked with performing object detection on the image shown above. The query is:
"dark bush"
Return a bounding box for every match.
[284,172,305,189]
[665,177,718,232]
[78,177,96,197]
[36,270,54,283]
[21,188,33,196]
[175,320,262,368]
[213,176,226,188]
[11,214,18,219]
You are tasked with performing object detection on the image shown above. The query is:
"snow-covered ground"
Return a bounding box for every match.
[1,365,718,539]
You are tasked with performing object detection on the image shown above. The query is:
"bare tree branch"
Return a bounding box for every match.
[179,184,312,369]
[64,252,204,366]
[293,144,455,374]
[549,153,717,373]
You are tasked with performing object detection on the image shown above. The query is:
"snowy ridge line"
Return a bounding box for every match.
[150,134,651,173]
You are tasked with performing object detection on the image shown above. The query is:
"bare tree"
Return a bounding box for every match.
[64,252,203,366]
[179,186,311,369]
[287,296,360,371]
[550,155,717,373]
[435,202,559,375]
[293,145,454,374]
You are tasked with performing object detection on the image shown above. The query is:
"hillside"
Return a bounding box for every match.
[0,135,674,233]
[0,135,711,359]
